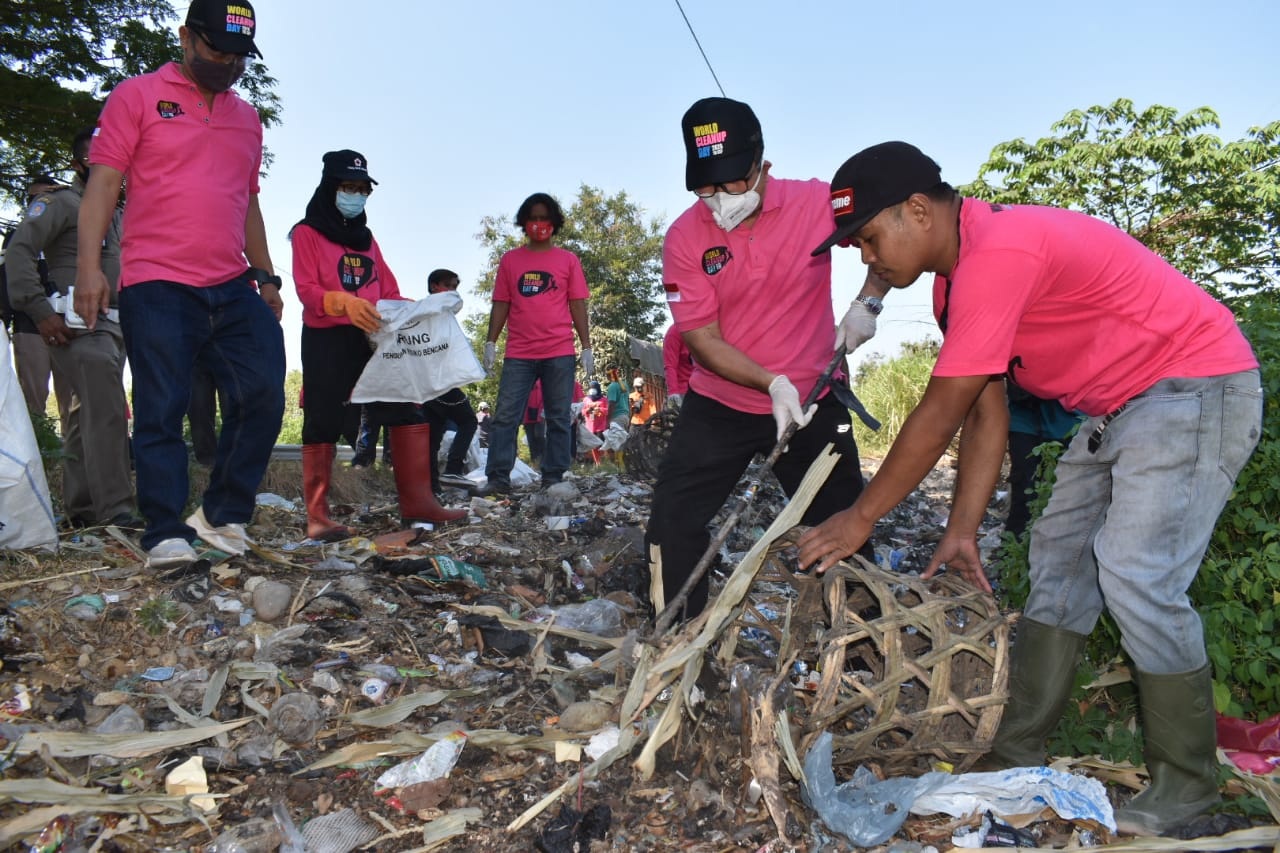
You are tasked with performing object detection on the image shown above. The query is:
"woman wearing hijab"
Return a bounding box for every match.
[291,150,464,539]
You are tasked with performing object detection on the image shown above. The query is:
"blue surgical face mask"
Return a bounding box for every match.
[335,191,367,219]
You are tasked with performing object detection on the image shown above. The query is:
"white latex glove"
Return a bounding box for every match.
[767,375,816,443]
[580,347,594,378]
[837,299,878,352]
[667,393,683,410]
[483,341,496,373]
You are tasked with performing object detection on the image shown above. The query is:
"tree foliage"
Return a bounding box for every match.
[960,99,1280,295]
[473,184,667,341]
[0,0,281,202]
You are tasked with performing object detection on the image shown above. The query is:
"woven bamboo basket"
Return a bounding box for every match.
[757,537,1011,775]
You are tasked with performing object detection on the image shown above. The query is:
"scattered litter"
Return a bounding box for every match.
[375,730,467,788]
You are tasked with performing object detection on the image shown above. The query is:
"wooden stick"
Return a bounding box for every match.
[649,346,847,640]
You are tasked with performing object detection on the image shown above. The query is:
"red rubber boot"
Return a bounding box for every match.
[302,443,354,541]
[388,424,467,525]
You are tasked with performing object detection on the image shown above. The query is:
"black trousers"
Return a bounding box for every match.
[300,324,421,445]
[423,387,478,480]
[646,390,872,620]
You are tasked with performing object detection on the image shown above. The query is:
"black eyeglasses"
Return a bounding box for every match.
[693,160,761,198]
[193,29,249,60]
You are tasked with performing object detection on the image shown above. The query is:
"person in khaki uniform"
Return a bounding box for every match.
[4,175,73,428]
[6,129,138,528]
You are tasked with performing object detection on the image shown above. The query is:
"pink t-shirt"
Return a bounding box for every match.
[291,224,403,329]
[583,396,609,433]
[663,177,837,414]
[932,199,1257,416]
[91,62,263,288]
[492,245,588,359]
[663,324,694,395]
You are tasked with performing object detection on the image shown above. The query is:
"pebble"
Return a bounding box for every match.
[253,580,293,622]
[558,700,612,733]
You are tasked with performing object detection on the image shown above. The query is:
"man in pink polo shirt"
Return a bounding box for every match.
[74,0,285,569]
[798,142,1261,836]
[645,97,873,624]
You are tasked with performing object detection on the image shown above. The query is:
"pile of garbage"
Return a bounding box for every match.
[0,457,1277,852]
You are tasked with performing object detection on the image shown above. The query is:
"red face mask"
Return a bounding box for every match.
[525,221,554,242]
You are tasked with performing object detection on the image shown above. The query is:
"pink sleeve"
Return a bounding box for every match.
[567,253,589,299]
[662,228,717,332]
[492,253,513,303]
[290,226,329,317]
[90,79,144,173]
[249,121,262,194]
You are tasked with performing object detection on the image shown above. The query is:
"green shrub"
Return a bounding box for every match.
[851,339,939,457]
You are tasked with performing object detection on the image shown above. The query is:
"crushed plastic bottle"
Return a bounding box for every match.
[375,730,467,788]
[205,817,284,853]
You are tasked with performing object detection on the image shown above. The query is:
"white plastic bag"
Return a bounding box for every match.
[600,421,629,452]
[0,326,57,550]
[350,293,485,404]
[577,421,603,451]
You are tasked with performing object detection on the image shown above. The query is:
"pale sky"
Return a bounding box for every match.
[23,1,1280,372]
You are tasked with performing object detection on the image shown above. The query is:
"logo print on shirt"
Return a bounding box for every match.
[663,282,680,303]
[156,100,185,119]
[338,253,377,292]
[702,246,732,276]
[691,122,726,159]
[518,271,556,297]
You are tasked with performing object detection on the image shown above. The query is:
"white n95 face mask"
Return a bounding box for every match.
[701,165,764,232]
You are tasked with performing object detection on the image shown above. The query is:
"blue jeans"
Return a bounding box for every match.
[121,278,285,550]
[485,355,575,485]
[1025,370,1262,673]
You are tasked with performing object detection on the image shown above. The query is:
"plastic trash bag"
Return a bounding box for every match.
[350,293,484,404]
[911,765,1116,832]
[577,422,603,451]
[0,326,57,551]
[600,422,629,452]
[801,731,948,847]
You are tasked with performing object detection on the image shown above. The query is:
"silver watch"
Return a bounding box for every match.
[855,295,884,316]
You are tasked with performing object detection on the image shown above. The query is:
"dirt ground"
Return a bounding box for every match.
[0,454,1275,852]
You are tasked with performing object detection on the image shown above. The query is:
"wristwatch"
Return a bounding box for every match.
[251,268,283,288]
[855,295,884,316]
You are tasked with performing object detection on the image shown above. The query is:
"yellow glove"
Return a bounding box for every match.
[322,291,381,333]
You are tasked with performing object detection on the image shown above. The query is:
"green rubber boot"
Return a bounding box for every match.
[1115,664,1220,835]
[979,617,1087,770]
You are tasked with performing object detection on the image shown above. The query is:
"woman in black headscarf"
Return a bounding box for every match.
[291,149,464,539]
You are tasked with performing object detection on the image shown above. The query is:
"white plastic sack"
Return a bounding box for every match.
[436,430,487,478]
[600,421,629,452]
[577,422,603,451]
[0,326,58,550]
[350,293,485,404]
[910,765,1116,831]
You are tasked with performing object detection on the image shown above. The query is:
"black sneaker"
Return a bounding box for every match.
[485,479,511,496]
[440,472,472,488]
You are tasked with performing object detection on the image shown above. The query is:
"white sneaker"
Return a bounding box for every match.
[186,506,252,556]
[146,537,197,569]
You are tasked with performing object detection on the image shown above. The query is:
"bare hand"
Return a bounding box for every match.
[797,507,871,574]
[73,269,112,331]
[260,284,284,322]
[36,314,72,347]
[921,534,992,593]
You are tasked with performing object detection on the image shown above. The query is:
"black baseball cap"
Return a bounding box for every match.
[682,97,763,191]
[322,150,379,185]
[186,0,262,57]
[811,142,943,256]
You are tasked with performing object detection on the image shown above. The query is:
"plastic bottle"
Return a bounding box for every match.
[205,817,283,853]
